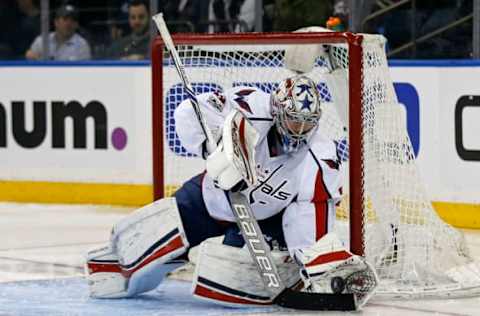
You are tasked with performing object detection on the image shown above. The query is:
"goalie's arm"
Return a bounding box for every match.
[174,93,226,158]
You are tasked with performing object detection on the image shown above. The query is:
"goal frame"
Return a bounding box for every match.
[151,32,365,256]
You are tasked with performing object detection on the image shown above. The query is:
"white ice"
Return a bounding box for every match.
[1,202,480,315]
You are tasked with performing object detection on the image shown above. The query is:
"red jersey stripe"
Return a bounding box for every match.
[312,168,330,240]
[314,202,328,241]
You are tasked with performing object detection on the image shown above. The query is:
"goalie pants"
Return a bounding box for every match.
[174,173,287,250]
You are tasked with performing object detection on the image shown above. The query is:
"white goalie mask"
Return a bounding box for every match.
[270,75,322,152]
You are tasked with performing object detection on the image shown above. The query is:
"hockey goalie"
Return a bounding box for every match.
[85,75,378,310]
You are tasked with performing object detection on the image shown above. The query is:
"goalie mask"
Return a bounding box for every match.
[271,76,322,153]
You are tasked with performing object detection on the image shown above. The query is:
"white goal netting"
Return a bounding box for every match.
[157,32,480,298]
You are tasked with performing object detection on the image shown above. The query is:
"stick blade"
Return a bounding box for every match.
[273,288,357,311]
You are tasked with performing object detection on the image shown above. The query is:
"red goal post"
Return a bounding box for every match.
[151,31,480,298]
[151,31,365,255]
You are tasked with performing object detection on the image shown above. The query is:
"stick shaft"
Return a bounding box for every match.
[228,191,286,297]
[152,13,216,152]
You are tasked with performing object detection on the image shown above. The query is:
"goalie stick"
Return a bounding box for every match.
[152,13,357,311]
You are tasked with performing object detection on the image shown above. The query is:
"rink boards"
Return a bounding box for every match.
[0,60,479,226]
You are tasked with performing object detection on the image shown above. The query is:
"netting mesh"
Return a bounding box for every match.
[159,34,480,298]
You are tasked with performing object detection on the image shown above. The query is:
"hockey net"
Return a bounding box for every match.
[151,32,480,298]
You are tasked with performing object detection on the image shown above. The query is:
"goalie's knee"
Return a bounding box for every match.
[112,197,189,270]
[86,198,189,298]
[192,238,299,307]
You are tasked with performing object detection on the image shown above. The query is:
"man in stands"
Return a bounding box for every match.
[85,75,378,309]
[107,0,149,60]
[25,4,91,61]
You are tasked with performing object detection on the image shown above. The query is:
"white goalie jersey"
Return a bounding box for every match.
[174,86,343,255]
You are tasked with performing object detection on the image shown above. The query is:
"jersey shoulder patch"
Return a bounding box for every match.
[225,86,272,119]
[308,138,340,169]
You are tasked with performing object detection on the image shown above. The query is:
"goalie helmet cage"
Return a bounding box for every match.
[151,32,480,299]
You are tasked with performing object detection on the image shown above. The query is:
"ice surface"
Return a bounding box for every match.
[1,277,480,316]
[0,277,281,316]
[1,202,480,315]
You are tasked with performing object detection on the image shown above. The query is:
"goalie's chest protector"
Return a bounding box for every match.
[202,133,309,222]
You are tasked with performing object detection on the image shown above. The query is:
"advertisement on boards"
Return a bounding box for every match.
[0,66,151,184]
[439,67,480,202]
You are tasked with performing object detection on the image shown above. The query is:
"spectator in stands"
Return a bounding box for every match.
[14,0,41,59]
[107,0,149,60]
[25,4,91,60]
